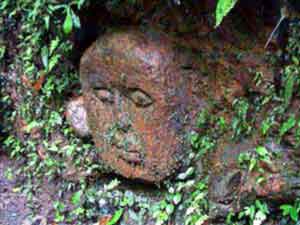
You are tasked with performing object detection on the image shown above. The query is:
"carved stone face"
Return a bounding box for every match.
[80,30,202,182]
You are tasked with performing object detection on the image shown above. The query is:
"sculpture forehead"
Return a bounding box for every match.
[91,30,176,84]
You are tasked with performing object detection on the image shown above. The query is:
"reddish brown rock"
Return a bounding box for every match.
[80,29,205,182]
[208,139,300,219]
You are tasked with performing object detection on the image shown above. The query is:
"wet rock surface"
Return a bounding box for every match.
[80,29,206,182]
[207,139,300,220]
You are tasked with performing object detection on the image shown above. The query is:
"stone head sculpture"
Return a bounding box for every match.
[80,29,204,182]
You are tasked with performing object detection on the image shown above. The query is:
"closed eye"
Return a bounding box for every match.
[128,88,153,107]
[93,87,114,104]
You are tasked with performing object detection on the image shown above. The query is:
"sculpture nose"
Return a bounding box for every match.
[118,112,131,131]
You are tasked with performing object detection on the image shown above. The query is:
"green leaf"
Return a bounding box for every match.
[71,9,81,28]
[54,201,65,211]
[48,54,60,72]
[292,56,299,65]
[195,215,209,225]
[44,15,50,30]
[280,115,296,137]
[25,121,41,133]
[255,146,268,157]
[71,190,82,205]
[249,157,256,172]
[104,179,120,191]
[256,176,265,184]
[249,205,256,219]
[261,118,273,135]
[215,0,239,27]
[290,207,299,222]
[166,204,175,215]
[49,38,60,55]
[0,0,9,10]
[280,204,293,216]
[72,207,85,215]
[177,167,194,180]
[255,200,269,214]
[41,46,49,69]
[63,7,73,34]
[107,208,124,225]
[284,72,296,108]
[173,193,182,205]
[77,0,86,9]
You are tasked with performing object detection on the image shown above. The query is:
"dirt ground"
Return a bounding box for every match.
[0,152,55,225]
[0,152,31,225]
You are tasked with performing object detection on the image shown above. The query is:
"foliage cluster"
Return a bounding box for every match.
[0,0,216,224]
[0,0,116,224]
[1,0,300,224]
[189,20,300,224]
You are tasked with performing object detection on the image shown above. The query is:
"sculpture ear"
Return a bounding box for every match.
[128,88,153,107]
[93,87,114,104]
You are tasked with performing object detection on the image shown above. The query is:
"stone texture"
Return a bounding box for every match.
[66,96,90,137]
[207,139,300,220]
[80,29,205,182]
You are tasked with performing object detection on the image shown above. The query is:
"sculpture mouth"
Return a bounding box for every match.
[103,121,145,165]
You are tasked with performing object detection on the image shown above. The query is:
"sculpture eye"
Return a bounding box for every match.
[128,89,153,107]
[94,88,114,103]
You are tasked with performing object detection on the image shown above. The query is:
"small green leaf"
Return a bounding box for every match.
[249,205,256,219]
[215,0,239,27]
[0,0,9,10]
[290,207,299,222]
[256,176,265,184]
[166,204,175,215]
[249,157,256,172]
[173,193,182,205]
[48,54,60,72]
[25,121,41,133]
[284,72,296,108]
[71,190,82,205]
[49,38,60,55]
[261,118,273,135]
[77,0,86,9]
[71,9,81,28]
[255,146,268,157]
[41,46,49,69]
[280,115,296,137]
[104,179,120,191]
[292,56,299,65]
[177,167,194,180]
[44,15,50,30]
[63,7,73,34]
[107,208,124,225]
[280,204,293,216]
